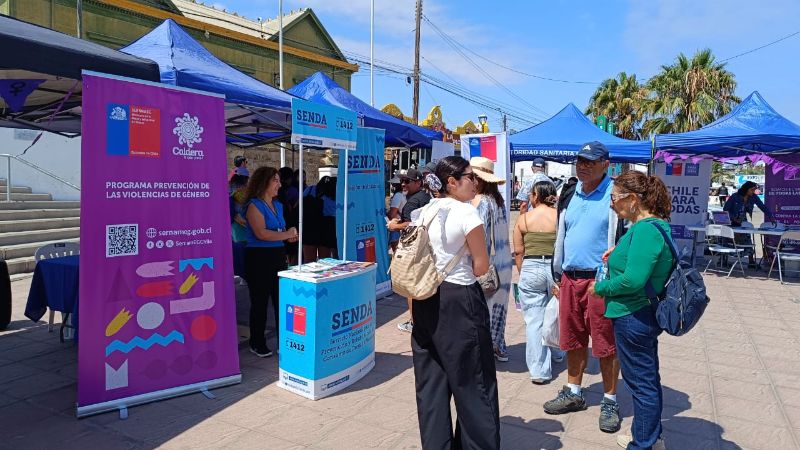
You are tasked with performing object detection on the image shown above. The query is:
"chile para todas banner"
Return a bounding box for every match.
[336,127,392,297]
[78,72,239,416]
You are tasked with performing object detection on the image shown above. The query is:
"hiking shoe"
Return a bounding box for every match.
[397,320,413,333]
[616,434,666,449]
[494,347,509,362]
[599,397,621,433]
[249,344,273,358]
[543,386,587,414]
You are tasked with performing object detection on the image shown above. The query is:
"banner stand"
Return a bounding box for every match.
[77,374,240,418]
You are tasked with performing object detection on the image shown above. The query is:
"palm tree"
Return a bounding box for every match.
[642,49,740,135]
[585,72,647,139]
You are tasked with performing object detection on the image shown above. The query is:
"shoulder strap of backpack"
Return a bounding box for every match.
[643,221,679,301]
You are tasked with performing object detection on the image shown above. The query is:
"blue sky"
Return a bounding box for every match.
[219,0,800,133]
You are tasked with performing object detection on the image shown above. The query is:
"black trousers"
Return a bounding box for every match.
[245,246,287,347]
[411,281,500,450]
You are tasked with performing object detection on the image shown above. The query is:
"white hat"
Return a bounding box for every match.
[469,156,506,184]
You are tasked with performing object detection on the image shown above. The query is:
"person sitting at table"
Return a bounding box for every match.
[244,167,298,358]
[723,181,776,267]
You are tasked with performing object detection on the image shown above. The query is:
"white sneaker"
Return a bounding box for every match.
[616,435,666,449]
[397,320,413,333]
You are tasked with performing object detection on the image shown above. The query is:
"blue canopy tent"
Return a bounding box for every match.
[654,91,800,157]
[121,19,295,147]
[509,103,652,163]
[288,72,442,148]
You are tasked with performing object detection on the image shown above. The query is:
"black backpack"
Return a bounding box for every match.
[644,222,710,336]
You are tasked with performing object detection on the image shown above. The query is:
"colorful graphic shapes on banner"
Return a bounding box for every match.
[169,282,216,314]
[172,354,193,375]
[179,273,199,294]
[105,308,132,337]
[178,257,213,272]
[105,330,185,356]
[136,261,175,278]
[107,268,134,302]
[136,281,174,298]
[190,315,217,341]
[196,350,218,370]
[136,302,165,330]
[141,359,168,380]
[292,285,326,299]
[105,360,129,390]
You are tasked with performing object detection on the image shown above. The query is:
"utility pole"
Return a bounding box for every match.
[76,0,83,39]
[412,0,422,124]
[370,0,375,106]
[502,114,508,132]
[278,0,287,167]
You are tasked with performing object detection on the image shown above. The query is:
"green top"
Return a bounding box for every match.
[523,231,556,256]
[595,218,673,319]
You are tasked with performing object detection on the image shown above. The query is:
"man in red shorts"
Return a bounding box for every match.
[546,142,622,434]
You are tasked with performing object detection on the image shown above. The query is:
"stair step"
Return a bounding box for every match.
[2,193,52,201]
[0,186,33,194]
[1,237,80,260]
[0,217,80,233]
[6,256,37,276]
[0,227,80,246]
[0,208,80,221]
[0,201,80,210]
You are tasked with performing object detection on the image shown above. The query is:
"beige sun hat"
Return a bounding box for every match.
[469,156,506,184]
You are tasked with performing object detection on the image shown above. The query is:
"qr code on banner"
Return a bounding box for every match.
[106,224,139,258]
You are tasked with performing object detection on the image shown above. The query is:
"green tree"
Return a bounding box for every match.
[585,72,647,139]
[642,49,740,135]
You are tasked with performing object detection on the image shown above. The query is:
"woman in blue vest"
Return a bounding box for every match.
[244,167,298,357]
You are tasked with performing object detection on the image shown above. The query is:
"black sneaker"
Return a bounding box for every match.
[599,397,621,433]
[543,386,587,415]
[249,343,273,358]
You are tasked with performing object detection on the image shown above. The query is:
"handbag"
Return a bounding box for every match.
[390,203,467,300]
[541,295,560,347]
[477,205,500,295]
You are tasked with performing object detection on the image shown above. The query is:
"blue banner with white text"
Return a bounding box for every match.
[290,98,357,150]
[337,127,392,298]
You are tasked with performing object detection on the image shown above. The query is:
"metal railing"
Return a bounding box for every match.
[1,154,81,202]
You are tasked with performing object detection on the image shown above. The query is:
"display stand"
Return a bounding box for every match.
[277,260,376,400]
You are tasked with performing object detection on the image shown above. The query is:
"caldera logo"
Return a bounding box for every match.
[331,302,373,335]
[172,113,204,160]
[109,106,127,121]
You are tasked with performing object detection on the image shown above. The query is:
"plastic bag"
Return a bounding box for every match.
[541,295,560,348]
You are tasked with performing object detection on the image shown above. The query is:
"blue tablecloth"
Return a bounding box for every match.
[25,255,80,324]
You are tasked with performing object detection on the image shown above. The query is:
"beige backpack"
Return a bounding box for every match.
[390,203,467,300]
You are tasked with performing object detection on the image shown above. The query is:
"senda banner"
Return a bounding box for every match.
[290,97,357,150]
[336,127,392,298]
[78,72,240,417]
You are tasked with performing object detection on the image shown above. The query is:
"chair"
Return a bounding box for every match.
[767,231,800,284]
[35,242,80,332]
[704,225,746,278]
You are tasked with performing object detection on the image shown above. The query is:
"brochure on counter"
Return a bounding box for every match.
[279,258,375,283]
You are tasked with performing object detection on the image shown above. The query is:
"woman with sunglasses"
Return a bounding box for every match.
[410,156,499,450]
[589,171,673,450]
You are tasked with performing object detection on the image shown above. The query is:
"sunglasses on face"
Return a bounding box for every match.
[611,192,637,202]
[576,158,603,167]
[400,178,417,184]
[458,172,476,182]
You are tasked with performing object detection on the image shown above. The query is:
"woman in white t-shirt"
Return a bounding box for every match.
[411,156,500,450]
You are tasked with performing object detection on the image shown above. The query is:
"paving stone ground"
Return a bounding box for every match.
[3,211,800,449]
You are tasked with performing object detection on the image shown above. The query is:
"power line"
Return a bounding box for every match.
[421,14,599,85]
[720,30,800,62]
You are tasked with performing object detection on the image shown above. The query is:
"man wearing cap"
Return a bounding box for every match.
[388,168,432,333]
[516,158,551,214]
[544,141,622,434]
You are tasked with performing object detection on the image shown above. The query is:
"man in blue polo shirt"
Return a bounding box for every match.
[545,142,622,434]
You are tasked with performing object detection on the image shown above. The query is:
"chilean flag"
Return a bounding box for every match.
[467,135,497,161]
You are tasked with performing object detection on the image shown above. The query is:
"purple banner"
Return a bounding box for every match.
[766,155,800,226]
[79,73,239,413]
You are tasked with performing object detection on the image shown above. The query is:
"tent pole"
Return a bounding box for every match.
[370,0,375,107]
[297,143,304,265]
[342,148,350,260]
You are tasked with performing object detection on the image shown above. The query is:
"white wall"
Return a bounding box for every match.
[515,162,575,182]
[0,128,81,200]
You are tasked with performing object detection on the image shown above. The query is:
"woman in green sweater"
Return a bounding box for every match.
[589,171,673,450]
